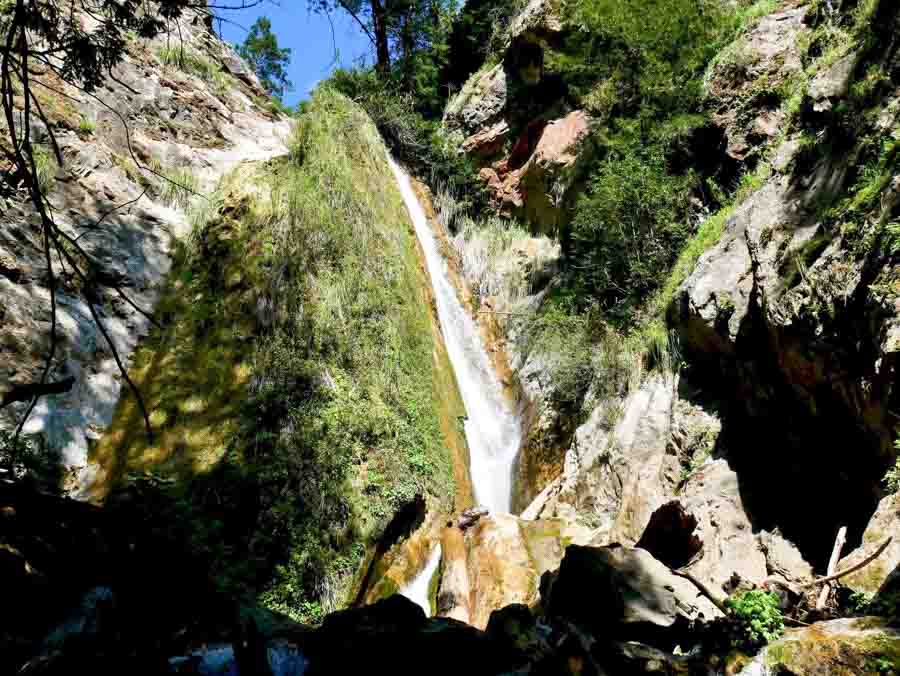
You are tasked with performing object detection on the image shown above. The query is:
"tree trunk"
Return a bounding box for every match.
[401,7,415,89]
[371,0,391,77]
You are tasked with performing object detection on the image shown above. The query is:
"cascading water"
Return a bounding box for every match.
[400,544,442,616]
[388,158,522,514]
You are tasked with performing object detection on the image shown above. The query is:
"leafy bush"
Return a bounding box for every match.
[569,136,696,318]
[726,589,785,650]
[77,116,96,136]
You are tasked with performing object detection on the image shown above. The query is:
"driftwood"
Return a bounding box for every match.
[672,568,729,616]
[800,536,893,589]
[816,526,847,610]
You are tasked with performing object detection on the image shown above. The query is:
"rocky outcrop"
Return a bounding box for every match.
[478,110,594,232]
[670,40,900,565]
[438,513,588,629]
[705,5,809,161]
[0,15,290,493]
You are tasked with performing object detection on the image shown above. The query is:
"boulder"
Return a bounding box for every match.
[477,110,594,233]
[544,545,722,645]
[734,618,900,676]
[461,119,510,157]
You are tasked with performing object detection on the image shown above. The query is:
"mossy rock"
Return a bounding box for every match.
[735,618,900,676]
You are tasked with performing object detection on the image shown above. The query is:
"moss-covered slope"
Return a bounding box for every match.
[91,89,465,622]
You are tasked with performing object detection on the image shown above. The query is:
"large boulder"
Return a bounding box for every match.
[453,513,581,629]
[543,545,722,645]
[444,64,508,135]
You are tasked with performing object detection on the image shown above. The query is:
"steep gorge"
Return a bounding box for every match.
[4,0,900,674]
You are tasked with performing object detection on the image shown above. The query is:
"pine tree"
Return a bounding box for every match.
[238,17,292,99]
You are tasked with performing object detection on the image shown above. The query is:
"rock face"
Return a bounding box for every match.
[0,16,290,493]
[478,110,594,232]
[443,0,593,233]
[705,5,809,161]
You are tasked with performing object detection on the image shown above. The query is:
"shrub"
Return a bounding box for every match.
[323,67,485,208]
[569,138,695,319]
[33,146,57,195]
[726,589,785,650]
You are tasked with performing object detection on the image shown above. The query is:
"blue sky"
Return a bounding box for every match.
[218,2,373,107]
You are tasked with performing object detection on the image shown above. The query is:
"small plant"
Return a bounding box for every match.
[160,166,200,209]
[33,145,57,195]
[157,46,229,93]
[77,116,95,136]
[725,589,785,650]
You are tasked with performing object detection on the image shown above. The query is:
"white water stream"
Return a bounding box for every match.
[400,544,442,616]
[388,158,522,514]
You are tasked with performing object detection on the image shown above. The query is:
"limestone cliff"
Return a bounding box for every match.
[0,14,290,493]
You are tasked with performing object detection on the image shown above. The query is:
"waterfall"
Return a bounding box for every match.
[400,544,442,615]
[388,158,522,514]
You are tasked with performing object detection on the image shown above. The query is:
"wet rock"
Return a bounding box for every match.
[734,617,900,676]
[544,545,722,645]
[458,506,490,531]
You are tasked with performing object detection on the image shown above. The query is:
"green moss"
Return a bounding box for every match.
[94,91,462,625]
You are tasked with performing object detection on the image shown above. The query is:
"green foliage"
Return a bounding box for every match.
[557,0,734,114]
[0,430,52,483]
[726,590,785,650]
[323,67,484,206]
[159,166,200,209]
[157,46,229,93]
[33,146,57,195]
[237,17,292,99]
[77,116,95,136]
[246,90,456,620]
[570,133,696,317]
[442,0,524,89]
